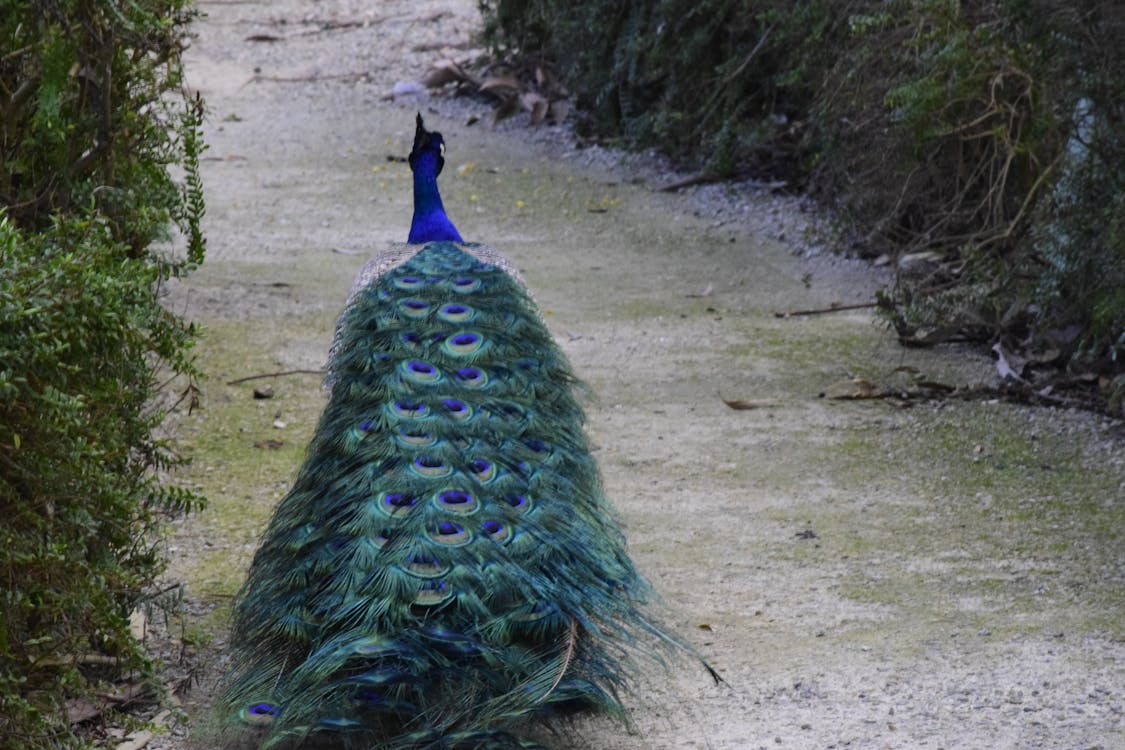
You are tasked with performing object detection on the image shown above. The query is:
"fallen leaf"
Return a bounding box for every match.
[520,91,548,124]
[479,75,522,95]
[254,439,284,450]
[422,61,462,88]
[423,59,478,88]
[66,682,149,724]
[825,378,885,399]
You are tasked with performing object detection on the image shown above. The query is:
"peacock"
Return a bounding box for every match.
[210,114,707,749]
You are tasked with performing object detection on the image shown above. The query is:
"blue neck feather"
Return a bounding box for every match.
[409,152,462,244]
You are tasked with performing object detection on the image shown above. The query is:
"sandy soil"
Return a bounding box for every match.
[149,1,1124,748]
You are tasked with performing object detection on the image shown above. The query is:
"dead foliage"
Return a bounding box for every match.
[423,55,571,126]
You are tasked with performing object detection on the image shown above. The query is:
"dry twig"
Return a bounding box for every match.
[227,369,325,385]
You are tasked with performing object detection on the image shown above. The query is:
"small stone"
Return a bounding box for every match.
[391,81,428,103]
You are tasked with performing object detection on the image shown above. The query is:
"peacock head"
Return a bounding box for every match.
[409,113,446,177]
[406,112,463,243]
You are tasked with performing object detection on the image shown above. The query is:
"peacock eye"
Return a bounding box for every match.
[439,142,446,157]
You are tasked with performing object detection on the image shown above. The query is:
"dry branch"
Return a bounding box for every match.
[774,301,877,318]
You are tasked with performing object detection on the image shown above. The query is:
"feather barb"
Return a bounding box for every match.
[535,617,579,705]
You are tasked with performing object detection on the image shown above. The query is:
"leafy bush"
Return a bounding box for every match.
[0,0,206,260]
[479,0,1125,411]
[0,0,205,745]
[479,0,839,177]
[852,2,1125,405]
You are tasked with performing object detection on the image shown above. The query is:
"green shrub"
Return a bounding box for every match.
[1,0,206,261]
[480,0,1125,409]
[861,2,1125,396]
[0,217,203,746]
[479,0,840,177]
[0,0,205,745]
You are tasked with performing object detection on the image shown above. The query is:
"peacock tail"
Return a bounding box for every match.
[209,116,705,750]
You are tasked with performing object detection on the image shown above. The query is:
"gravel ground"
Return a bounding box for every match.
[126,2,1125,749]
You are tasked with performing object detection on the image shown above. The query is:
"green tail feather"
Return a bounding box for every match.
[211,242,686,749]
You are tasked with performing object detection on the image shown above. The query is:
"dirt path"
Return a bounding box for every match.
[159,2,1124,748]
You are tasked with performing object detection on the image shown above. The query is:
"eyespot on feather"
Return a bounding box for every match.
[410,455,452,478]
[482,519,511,544]
[453,366,488,388]
[442,331,484,357]
[396,428,436,447]
[379,492,419,516]
[390,400,430,420]
[437,303,475,323]
[239,702,279,727]
[413,578,452,606]
[450,275,482,293]
[523,438,548,454]
[469,458,497,483]
[398,298,430,318]
[435,490,479,514]
[428,521,471,546]
[404,553,450,578]
[505,494,531,512]
[401,360,443,384]
[440,398,472,421]
[393,275,426,290]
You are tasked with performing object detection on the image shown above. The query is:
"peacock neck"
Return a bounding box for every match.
[413,175,447,220]
[409,154,462,243]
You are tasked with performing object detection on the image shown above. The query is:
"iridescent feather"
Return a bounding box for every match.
[210,115,709,750]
